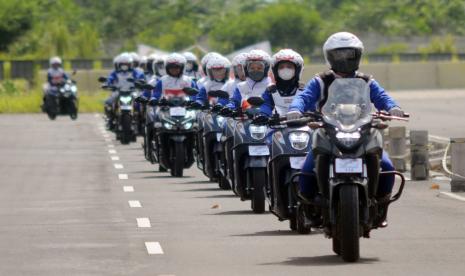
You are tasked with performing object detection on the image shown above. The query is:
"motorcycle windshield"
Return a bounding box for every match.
[321,78,372,132]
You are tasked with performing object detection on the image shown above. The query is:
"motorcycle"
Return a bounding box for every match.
[99,76,138,145]
[224,97,269,213]
[43,79,78,120]
[251,112,313,233]
[295,78,409,262]
[149,87,199,177]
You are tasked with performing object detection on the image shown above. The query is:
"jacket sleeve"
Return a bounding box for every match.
[369,79,399,111]
[150,80,163,100]
[226,87,242,109]
[106,71,117,86]
[191,80,198,89]
[259,90,274,117]
[135,70,145,80]
[196,86,207,105]
[288,78,321,113]
[47,72,52,84]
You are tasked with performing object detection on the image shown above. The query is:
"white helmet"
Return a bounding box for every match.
[146,54,158,74]
[49,56,62,67]
[201,52,222,75]
[271,49,304,82]
[152,55,166,77]
[116,52,133,71]
[183,52,199,72]
[231,52,248,80]
[206,55,231,82]
[323,32,364,74]
[245,49,271,82]
[129,52,141,67]
[165,53,186,77]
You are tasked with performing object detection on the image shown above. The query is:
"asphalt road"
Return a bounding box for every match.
[0,101,464,275]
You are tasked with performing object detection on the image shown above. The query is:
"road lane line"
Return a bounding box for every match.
[111,156,120,161]
[137,218,151,228]
[109,149,117,154]
[118,174,128,180]
[107,144,115,148]
[145,242,164,255]
[128,200,142,208]
[439,191,465,202]
[114,163,124,169]
[123,186,134,192]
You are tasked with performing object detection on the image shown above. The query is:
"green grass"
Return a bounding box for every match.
[0,80,107,113]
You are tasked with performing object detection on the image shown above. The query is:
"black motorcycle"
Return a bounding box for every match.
[295,78,408,262]
[43,79,78,120]
[149,88,198,177]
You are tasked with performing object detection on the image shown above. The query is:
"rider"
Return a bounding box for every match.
[287,32,405,226]
[223,49,272,112]
[129,52,144,75]
[183,52,202,81]
[194,55,231,107]
[221,52,248,98]
[104,53,145,128]
[145,53,158,82]
[197,52,222,89]
[153,55,167,79]
[43,56,69,107]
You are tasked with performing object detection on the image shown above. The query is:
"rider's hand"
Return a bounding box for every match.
[220,107,233,116]
[286,110,302,120]
[389,107,404,117]
[189,101,202,109]
[253,114,268,125]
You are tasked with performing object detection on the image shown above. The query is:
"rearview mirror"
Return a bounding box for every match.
[247,96,265,107]
[183,87,199,96]
[98,76,107,83]
[208,90,229,99]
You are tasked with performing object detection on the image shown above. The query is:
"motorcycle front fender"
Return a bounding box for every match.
[170,135,186,143]
[244,156,268,169]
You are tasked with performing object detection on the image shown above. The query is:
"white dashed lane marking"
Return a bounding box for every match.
[109,149,117,154]
[114,164,124,169]
[123,186,134,192]
[145,242,164,255]
[111,156,120,161]
[118,174,128,180]
[107,144,115,148]
[128,200,142,208]
[137,218,151,228]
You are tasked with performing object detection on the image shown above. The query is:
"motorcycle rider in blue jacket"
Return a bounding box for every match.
[287,32,405,227]
[42,57,69,110]
[194,55,231,108]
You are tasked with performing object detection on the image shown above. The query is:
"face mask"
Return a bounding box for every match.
[249,71,264,81]
[120,65,129,71]
[185,63,193,71]
[278,68,295,80]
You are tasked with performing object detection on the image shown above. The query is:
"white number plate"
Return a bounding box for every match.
[248,145,270,156]
[170,107,186,116]
[216,133,222,142]
[289,156,306,170]
[335,158,363,173]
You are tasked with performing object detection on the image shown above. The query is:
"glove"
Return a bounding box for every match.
[220,107,233,116]
[148,99,158,106]
[211,104,223,112]
[189,101,202,109]
[286,110,302,120]
[253,114,268,125]
[389,107,404,117]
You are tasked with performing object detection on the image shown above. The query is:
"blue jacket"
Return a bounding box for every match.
[226,78,270,110]
[150,77,198,101]
[195,81,229,107]
[47,68,68,86]
[289,74,398,113]
[106,69,144,86]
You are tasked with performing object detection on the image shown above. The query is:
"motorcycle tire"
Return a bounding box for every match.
[338,185,360,262]
[296,204,311,234]
[120,113,132,145]
[170,143,184,177]
[250,168,266,214]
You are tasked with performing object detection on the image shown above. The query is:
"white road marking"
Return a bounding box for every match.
[137,218,151,228]
[145,242,164,255]
[111,156,120,161]
[123,186,134,192]
[439,191,465,202]
[109,149,117,154]
[107,144,115,148]
[128,200,142,208]
[118,174,128,180]
[114,163,124,169]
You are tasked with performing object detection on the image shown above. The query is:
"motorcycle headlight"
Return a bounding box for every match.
[64,84,70,90]
[183,122,193,129]
[335,131,361,148]
[163,122,174,129]
[120,96,132,105]
[249,125,267,140]
[289,131,310,150]
[71,86,77,93]
[216,115,226,128]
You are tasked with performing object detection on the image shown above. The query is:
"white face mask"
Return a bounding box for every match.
[120,65,129,71]
[185,63,193,71]
[278,68,295,80]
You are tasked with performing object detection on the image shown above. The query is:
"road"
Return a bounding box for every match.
[0,102,464,275]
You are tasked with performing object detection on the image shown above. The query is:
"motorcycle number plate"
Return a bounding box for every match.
[216,133,222,142]
[120,105,133,111]
[289,156,306,170]
[248,145,270,156]
[170,107,186,116]
[335,158,363,173]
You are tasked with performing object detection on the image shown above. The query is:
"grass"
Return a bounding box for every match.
[0,80,107,113]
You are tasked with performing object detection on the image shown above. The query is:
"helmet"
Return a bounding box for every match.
[165,53,186,78]
[112,54,120,70]
[153,55,166,77]
[183,52,199,72]
[201,52,222,75]
[129,52,141,67]
[146,53,158,74]
[139,55,147,68]
[271,49,304,82]
[206,55,231,82]
[245,49,271,82]
[323,32,364,74]
[49,56,62,67]
[116,53,133,71]
[231,52,248,80]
